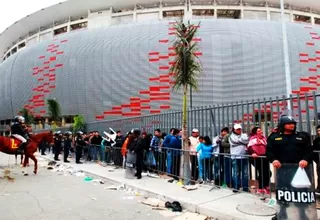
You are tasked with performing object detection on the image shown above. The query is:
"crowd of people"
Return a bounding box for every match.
[38,115,318,198]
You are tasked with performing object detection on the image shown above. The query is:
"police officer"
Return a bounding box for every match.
[64,131,72,163]
[267,115,313,220]
[54,131,63,161]
[75,131,85,164]
[11,116,29,154]
[128,129,143,179]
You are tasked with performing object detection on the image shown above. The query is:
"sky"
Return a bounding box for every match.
[0,0,64,33]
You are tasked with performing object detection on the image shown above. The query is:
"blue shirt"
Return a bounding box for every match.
[163,134,172,148]
[196,143,213,159]
[169,135,182,156]
[150,136,160,151]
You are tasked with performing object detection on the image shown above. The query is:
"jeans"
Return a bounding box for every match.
[232,158,249,190]
[100,147,105,162]
[166,151,172,174]
[90,145,99,161]
[199,157,213,180]
[223,157,232,186]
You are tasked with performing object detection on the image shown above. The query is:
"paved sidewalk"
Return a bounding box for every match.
[38,153,279,220]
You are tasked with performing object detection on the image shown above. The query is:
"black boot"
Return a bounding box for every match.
[16,142,26,154]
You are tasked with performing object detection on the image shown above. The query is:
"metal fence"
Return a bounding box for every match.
[87,92,320,137]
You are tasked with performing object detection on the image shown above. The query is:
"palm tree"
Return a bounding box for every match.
[20,108,34,125]
[170,20,202,185]
[47,99,61,129]
[72,115,86,132]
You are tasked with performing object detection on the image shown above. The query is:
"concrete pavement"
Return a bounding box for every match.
[0,153,179,220]
[39,153,278,220]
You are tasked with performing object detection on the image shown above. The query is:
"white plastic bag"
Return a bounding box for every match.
[291,167,311,188]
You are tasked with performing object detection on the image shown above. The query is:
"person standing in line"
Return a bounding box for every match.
[189,128,200,181]
[75,131,86,164]
[63,131,72,163]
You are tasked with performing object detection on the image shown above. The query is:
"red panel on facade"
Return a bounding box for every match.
[150,97,170,101]
[160,105,170,109]
[130,97,140,101]
[300,53,308,56]
[149,58,159,62]
[56,51,64,55]
[149,86,161,91]
[50,56,57,61]
[309,68,317,72]
[112,106,122,110]
[306,42,315,46]
[95,115,104,120]
[130,103,140,107]
[61,40,68,43]
[140,99,150,103]
[159,55,169,59]
[150,110,161,114]
[149,52,159,56]
[159,66,170,70]
[121,104,131,108]
[169,61,176,65]
[141,106,151,110]
[159,74,169,78]
[159,39,169,43]
[49,85,56,89]
[49,68,56,72]
[56,64,63,68]
[43,66,50,70]
[38,78,44,81]
[169,27,176,31]
[194,52,203,56]
[300,78,309,82]
[150,92,170,96]
[168,47,175,50]
[104,111,122,115]
[49,74,56,77]
[122,112,141,117]
[149,78,159,81]
[39,110,46,114]
[317,64,320,68]
[192,38,202,42]
[309,76,317,80]
[169,52,176,56]
[158,85,170,90]
[39,56,45,59]
[300,60,308,63]
[140,90,150,94]
[160,79,170,83]
[309,58,316,62]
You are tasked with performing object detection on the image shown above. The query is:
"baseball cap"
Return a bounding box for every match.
[192,128,199,133]
[234,124,242,130]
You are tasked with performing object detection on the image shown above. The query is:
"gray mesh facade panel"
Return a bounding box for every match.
[0,20,319,122]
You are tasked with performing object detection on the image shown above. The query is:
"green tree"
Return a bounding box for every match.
[170,20,202,185]
[72,115,86,132]
[47,99,61,129]
[20,108,34,125]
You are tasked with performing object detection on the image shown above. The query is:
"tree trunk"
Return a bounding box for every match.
[180,84,191,185]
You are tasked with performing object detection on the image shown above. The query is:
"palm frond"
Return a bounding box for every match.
[20,108,34,124]
[72,115,86,132]
[47,99,61,121]
[170,20,203,92]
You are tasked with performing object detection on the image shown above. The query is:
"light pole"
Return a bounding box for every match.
[280,0,292,111]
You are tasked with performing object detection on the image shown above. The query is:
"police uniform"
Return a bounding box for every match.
[75,132,85,164]
[63,132,72,162]
[267,116,313,220]
[54,132,62,161]
[11,116,29,153]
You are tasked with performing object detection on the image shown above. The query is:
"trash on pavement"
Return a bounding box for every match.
[105,185,118,190]
[91,197,97,200]
[173,212,208,220]
[142,198,165,208]
[84,177,93,182]
[48,161,57,166]
[182,185,198,191]
[165,201,182,212]
[47,166,54,170]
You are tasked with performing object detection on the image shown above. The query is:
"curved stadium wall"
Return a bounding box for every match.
[0,19,319,122]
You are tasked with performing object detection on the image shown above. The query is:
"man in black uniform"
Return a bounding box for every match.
[128,129,143,179]
[267,115,313,220]
[54,131,63,161]
[75,131,85,164]
[114,131,124,166]
[11,116,29,154]
[63,131,72,163]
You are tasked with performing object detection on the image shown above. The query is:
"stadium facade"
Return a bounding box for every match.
[0,0,320,126]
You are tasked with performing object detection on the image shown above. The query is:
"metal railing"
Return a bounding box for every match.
[87,92,320,138]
